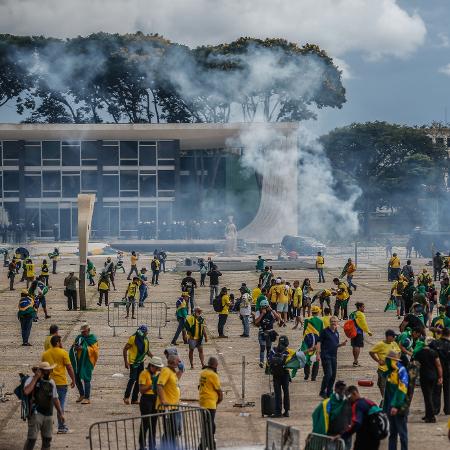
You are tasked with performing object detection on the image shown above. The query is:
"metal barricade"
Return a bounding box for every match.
[89,405,214,450]
[265,420,300,450]
[304,433,346,450]
[107,301,169,337]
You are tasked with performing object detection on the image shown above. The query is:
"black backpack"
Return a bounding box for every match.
[367,406,389,440]
[212,295,223,312]
[269,348,287,377]
[14,373,31,421]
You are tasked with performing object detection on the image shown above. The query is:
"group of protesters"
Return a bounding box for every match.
[9,246,450,450]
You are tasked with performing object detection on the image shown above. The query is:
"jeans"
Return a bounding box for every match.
[139,394,157,450]
[67,289,77,310]
[377,369,387,397]
[151,270,159,285]
[20,316,33,344]
[347,275,356,290]
[171,317,186,344]
[273,372,290,415]
[187,291,195,314]
[127,265,139,279]
[52,260,57,274]
[56,385,68,429]
[210,285,219,304]
[241,315,250,336]
[125,363,144,402]
[139,287,148,306]
[160,260,166,273]
[388,414,408,450]
[434,268,442,281]
[320,357,337,397]
[317,268,325,282]
[9,273,15,290]
[200,273,206,286]
[420,378,437,419]
[258,331,272,363]
[218,314,228,336]
[76,375,91,399]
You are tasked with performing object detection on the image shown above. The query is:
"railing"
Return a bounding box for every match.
[88,405,214,450]
[304,433,346,450]
[107,301,169,337]
[265,420,300,450]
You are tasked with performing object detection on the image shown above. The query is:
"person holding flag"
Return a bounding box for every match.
[69,323,99,405]
[430,306,450,339]
[302,305,323,381]
[348,302,372,367]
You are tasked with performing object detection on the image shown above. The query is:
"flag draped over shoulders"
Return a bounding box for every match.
[70,334,99,382]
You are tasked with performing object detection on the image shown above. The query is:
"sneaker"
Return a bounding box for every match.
[131,400,139,405]
[283,411,290,417]
[123,398,130,405]
[76,396,85,403]
[97,302,102,306]
[81,398,91,405]
[259,362,264,368]
[57,427,68,434]
[352,362,360,367]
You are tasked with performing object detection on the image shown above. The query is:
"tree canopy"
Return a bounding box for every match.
[0,33,346,124]
[320,121,449,233]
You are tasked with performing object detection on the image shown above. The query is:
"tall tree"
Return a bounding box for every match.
[320,121,448,235]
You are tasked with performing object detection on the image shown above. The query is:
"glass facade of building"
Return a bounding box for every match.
[0,139,179,239]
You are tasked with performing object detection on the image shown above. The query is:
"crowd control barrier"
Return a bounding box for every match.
[304,433,346,450]
[88,405,213,450]
[265,420,300,450]
[107,300,169,337]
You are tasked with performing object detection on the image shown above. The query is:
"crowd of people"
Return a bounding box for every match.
[7,247,450,450]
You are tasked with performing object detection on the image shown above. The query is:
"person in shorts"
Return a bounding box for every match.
[23,361,65,450]
[184,307,208,369]
[301,278,313,318]
[276,280,290,324]
[349,302,372,367]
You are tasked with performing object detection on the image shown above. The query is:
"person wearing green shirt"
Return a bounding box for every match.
[255,289,268,312]
[430,306,450,339]
[256,256,265,272]
[439,277,450,306]
[301,306,323,381]
[170,292,189,345]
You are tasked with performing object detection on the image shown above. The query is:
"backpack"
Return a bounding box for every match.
[367,406,389,440]
[269,348,287,377]
[343,319,358,339]
[212,295,223,313]
[14,373,31,421]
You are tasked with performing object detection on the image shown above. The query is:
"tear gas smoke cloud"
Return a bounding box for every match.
[233,125,361,242]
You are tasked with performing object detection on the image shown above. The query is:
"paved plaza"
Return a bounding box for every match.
[0,247,449,449]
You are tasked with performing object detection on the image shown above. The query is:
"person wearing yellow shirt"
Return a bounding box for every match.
[138,356,163,450]
[349,302,372,367]
[391,276,408,319]
[341,258,357,292]
[268,281,278,309]
[322,307,332,328]
[252,285,262,306]
[185,307,208,369]
[127,251,139,280]
[97,270,110,307]
[292,280,303,329]
[41,335,76,433]
[123,325,152,405]
[388,252,401,281]
[156,354,183,409]
[123,277,140,319]
[199,356,223,437]
[332,278,350,320]
[316,251,325,283]
[369,329,401,397]
[24,258,35,289]
[44,324,59,351]
[217,287,231,338]
[276,281,290,323]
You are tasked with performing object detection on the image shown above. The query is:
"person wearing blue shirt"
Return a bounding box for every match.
[317,316,347,398]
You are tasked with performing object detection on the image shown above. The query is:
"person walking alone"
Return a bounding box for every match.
[151,256,160,286]
[316,251,325,283]
[349,302,372,367]
[216,287,230,338]
[170,292,189,346]
[18,289,36,346]
[64,272,78,311]
[127,251,139,280]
